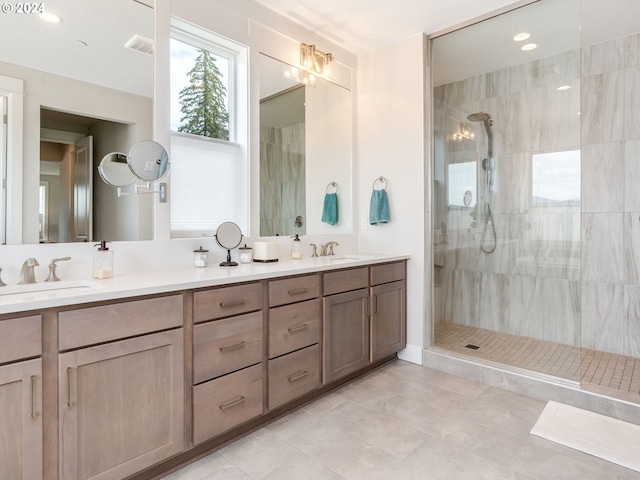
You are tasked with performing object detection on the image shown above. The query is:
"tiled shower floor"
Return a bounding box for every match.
[435,323,640,400]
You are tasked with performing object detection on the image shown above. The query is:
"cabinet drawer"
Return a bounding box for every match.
[370,261,405,286]
[192,364,263,445]
[323,267,369,296]
[269,274,320,307]
[268,344,320,410]
[268,299,320,359]
[194,283,263,323]
[0,315,41,363]
[193,311,263,384]
[59,295,183,351]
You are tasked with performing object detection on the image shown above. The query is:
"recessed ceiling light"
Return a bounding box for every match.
[557,85,571,91]
[39,11,62,23]
[521,43,538,51]
[513,32,530,42]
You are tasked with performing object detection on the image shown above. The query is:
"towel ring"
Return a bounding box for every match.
[372,176,387,190]
[326,181,338,194]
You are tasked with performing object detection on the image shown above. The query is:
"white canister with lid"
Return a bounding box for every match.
[193,246,209,267]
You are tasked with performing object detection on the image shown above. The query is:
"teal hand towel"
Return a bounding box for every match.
[369,189,389,225]
[321,192,339,225]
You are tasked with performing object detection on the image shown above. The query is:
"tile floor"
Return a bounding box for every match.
[162,360,640,480]
[435,323,640,397]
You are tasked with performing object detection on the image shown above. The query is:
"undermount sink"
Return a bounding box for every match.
[326,254,373,262]
[0,279,105,298]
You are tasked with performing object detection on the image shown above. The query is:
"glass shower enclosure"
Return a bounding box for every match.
[432,0,583,383]
[432,0,640,398]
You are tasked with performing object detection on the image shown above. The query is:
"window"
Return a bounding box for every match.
[532,149,580,207]
[169,19,248,237]
[447,161,477,208]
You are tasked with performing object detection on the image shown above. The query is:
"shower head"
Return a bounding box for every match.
[467,111,494,157]
[467,112,492,123]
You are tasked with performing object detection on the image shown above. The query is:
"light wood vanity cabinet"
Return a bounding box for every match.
[322,267,371,384]
[267,275,321,410]
[322,261,407,383]
[370,262,406,362]
[0,315,42,480]
[57,295,184,480]
[192,282,264,445]
[8,258,406,480]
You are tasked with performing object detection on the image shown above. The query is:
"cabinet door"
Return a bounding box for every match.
[371,280,406,362]
[322,288,370,384]
[0,359,42,480]
[59,329,184,480]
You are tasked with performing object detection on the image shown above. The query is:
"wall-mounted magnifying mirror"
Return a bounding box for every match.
[215,222,243,267]
[98,152,137,188]
[128,140,170,182]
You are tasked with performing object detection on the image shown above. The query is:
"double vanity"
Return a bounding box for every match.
[0,253,407,480]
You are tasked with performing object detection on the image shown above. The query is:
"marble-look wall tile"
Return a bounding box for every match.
[581,213,624,283]
[582,37,624,77]
[624,66,640,139]
[513,212,580,281]
[478,273,509,332]
[539,80,581,151]
[624,212,640,284]
[508,275,580,345]
[581,70,625,145]
[624,139,640,211]
[446,270,480,326]
[624,32,640,68]
[623,286,640,357]
[581,281,624,352]
[581,142,624,213]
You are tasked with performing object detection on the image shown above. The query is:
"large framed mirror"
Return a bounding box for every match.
[0,0,154,244]
[259,54,353,236]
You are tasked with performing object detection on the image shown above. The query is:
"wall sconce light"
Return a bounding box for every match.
[283,65,317,86]
[449,123,476,142]
[300,43,334,76]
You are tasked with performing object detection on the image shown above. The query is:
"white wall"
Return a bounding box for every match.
[357,34,428,364]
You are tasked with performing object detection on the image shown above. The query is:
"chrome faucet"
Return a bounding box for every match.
[45,257,71,282]
[320,241,339,256]
[18,258,40,284]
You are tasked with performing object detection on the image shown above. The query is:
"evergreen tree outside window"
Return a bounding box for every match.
[170,37,232,141]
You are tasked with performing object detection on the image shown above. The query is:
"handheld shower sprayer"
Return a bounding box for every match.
[467,111,497,254]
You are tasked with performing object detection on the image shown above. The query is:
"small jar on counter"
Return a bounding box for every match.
[193,246,209,267]
[239,244,253,263]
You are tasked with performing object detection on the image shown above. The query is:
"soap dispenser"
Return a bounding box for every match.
[291,234,302,259]
[93,240,114,279]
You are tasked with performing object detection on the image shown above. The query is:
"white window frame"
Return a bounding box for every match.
[169,18,248,237]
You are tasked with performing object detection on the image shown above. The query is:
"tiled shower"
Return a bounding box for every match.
[432,0,640,395]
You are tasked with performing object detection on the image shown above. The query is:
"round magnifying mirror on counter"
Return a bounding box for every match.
[98,152,137,187]
[128,140,170,181]
[215,222,243,267]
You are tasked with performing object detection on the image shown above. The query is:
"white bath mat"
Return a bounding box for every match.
[531,401,640,473]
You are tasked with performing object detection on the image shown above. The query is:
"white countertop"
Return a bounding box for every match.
[0,253,409,315]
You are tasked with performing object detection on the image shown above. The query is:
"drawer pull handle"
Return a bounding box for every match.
[219,396,246,411]
[288,371,308,382]
[288,323,308,333]
[219,341,246,352]
[31,375,37,418]
[287,288,308,295]
[220,299,246,308]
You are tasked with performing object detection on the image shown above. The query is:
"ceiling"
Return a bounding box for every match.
[0,0,153,97]
[254,0,640,86]
[252,0,524,55]
[2,0,639,98]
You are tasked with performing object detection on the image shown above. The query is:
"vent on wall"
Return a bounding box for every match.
[124,34,154,55]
